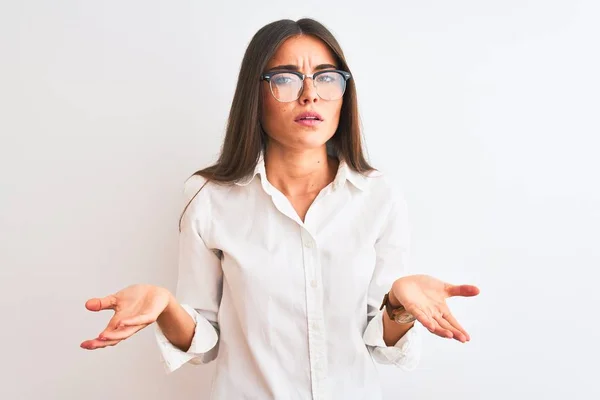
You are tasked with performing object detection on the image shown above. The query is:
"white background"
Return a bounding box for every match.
[1,1,598,399]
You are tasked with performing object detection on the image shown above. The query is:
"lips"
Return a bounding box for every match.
[294,111,323,122]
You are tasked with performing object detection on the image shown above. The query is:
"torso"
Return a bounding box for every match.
[173,157,411,399]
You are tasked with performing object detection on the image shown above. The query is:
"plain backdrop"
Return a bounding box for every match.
[1,1,599,399]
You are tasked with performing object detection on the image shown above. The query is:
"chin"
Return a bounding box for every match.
[294,136,334,151]
[267,123,334,150]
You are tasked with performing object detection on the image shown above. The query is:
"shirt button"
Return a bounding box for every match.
[310,280,317,288]
[304,240,314,248]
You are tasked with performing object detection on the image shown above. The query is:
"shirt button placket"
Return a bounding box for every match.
[302,229,327,399]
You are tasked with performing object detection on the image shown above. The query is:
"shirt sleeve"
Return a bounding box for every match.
[154,175,223,373]
[362,178,422,371]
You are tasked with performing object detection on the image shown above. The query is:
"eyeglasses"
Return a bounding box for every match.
[260,69,352,102]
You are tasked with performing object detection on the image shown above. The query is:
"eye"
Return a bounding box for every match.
[273,76,291,84]
[272,73,297,86]
[316,72,339,84]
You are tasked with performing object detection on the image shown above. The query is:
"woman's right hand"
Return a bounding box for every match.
[80,284,172,350]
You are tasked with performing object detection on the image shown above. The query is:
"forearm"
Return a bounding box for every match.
[382,289,415,346]
[156,292,196,352]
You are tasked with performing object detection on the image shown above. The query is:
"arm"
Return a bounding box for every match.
[366,179,480,356]
[362,178,422,370]
[156,292,196,352]
[154,175,223,372]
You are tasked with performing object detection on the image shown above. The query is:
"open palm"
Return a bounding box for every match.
[80,284,171,350]
[392,274,480,343]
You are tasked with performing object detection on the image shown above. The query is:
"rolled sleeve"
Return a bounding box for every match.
[154,304,220,373]
[363,308,422,370]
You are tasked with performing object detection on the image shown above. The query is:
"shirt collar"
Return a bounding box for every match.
[234,152,370,191]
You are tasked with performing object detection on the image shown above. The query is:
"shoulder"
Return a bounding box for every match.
[179,174,215,226]
[180,174,236,215]
[179,174,227,233]
[182,174,210,205]
[362,169,410,216]
[364,168,406,198]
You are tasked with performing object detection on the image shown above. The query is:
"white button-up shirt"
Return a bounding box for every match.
[155,154,422,399]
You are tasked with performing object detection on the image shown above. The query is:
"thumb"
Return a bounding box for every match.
[85,295,117,312]
[446,284,480,298]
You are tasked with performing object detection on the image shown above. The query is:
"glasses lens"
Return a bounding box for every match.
[315,71,346,100]
[270,73,302,102]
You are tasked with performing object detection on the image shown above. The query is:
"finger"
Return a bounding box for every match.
[99,324,146,341]
[443,311,471,341]
[97,313,135,339]
[426,311,453,339]
[426,319,453,340]
[434,313,465,342]
[409,307,436,332]
[80,337,121,350]
[85,295,117,312]
[98,313,121,334]
[118,313,156,328]
[98,313,156,340]
[445,284,480,298]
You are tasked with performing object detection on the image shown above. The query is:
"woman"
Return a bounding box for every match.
[81,18,480,399]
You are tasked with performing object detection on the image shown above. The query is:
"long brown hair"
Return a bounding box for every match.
[180,18,374,229]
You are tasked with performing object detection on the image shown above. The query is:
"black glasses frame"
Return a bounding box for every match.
[260,69,352,102]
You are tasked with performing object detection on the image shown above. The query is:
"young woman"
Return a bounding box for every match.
[81,18,480,399]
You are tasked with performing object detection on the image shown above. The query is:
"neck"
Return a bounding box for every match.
[263,143,337,197]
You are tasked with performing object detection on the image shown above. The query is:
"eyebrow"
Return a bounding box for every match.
[267,63,338,72]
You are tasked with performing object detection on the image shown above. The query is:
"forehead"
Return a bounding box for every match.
[266,35,337,69]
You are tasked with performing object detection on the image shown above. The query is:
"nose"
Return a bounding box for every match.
[298,76,319,104]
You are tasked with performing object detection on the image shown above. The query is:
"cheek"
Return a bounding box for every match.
[262,94,290,129]
[326,101,343,127]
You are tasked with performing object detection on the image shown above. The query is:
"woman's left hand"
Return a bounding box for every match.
[391,274,480,343]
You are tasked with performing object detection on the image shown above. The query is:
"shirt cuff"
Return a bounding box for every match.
[154,303,219,373]
[363,308,422,370]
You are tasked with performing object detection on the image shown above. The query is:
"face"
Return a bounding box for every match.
[260,35,344,151]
